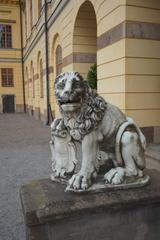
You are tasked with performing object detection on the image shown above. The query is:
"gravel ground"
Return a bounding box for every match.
[0,113,159,240]
[0,113,51,240]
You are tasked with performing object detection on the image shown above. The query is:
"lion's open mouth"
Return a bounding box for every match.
[58,98,82,112]
[59,97,82,106]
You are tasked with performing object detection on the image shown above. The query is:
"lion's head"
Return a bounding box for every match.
[54,72,85,112]
[54,72,107,140]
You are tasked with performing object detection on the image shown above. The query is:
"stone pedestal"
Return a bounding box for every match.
[20,170,160,240]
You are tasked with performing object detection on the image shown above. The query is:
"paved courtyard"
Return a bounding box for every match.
[0,113,159,240]
[0,114,50,240]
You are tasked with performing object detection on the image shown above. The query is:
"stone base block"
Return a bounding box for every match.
[20,170,160,240]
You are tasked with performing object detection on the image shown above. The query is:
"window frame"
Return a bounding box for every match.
[30,0,33,30]
[32,66,35,98]
[40,58,44,98]
[1,68,14,87]
[0,24,12,48]
[38,0,42,18]
[56,45,62,76]
[24,9,27,39]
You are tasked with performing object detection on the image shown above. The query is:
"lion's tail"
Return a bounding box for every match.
[115,117,146,166]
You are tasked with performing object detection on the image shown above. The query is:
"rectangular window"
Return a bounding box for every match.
[1,68,14,87]
[0,24,12,48]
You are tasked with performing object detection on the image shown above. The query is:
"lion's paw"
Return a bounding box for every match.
[51,167,67,179]
[68,172,92,190]
[104,167,124,185]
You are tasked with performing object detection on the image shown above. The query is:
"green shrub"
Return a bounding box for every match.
[87,63,97,90]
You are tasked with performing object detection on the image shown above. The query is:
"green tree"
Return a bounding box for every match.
[87,63,97,90]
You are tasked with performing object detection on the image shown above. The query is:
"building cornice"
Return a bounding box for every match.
[0,0,19,5]
[23,0,70,62]
[0,19,16,23]
[0,57,21,62]
[47,0,69,29]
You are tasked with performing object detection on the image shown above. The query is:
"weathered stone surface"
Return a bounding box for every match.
[20,169,160,240]
[50,72,148,191]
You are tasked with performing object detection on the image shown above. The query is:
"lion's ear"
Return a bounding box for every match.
[74,72,84,82]
[54,75,60,86]
[55,73,65,83]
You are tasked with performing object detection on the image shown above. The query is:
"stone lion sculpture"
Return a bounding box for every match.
[50,72,149,191]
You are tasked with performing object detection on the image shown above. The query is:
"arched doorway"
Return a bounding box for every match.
[2,95,15,113]
[73,1,97,79]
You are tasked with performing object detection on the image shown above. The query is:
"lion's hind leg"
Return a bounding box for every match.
[105,131,145,184]
[121,131,145,177]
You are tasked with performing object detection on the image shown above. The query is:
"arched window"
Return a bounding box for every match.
[56,45,62,76]
[31,62,35,98]
[24,10,27,39]
[40,59,43,98]
[38,0,42,18]
[25,67,29,100]
[30,0,33,30]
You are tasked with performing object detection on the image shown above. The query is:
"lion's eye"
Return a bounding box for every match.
[61,81,65,88]
[57,80,66,89]
[73,80,81,88]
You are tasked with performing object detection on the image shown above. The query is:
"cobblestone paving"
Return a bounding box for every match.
[0,113,159,240]
[0,114,51,240]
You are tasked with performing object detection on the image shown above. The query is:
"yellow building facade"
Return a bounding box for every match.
[0,0,24,113]
[0,0,160,143]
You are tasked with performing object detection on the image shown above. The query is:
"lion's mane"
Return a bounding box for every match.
[59,77,107,141]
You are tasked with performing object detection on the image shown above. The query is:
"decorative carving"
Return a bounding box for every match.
[50,72,149,192]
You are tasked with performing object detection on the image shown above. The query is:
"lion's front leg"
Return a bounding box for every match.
[69,131,98,190]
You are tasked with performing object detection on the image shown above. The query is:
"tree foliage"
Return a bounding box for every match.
[87,63,97,90]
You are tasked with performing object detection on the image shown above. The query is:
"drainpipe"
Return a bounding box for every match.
[44,0,52,125]
[19,0,26,112]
